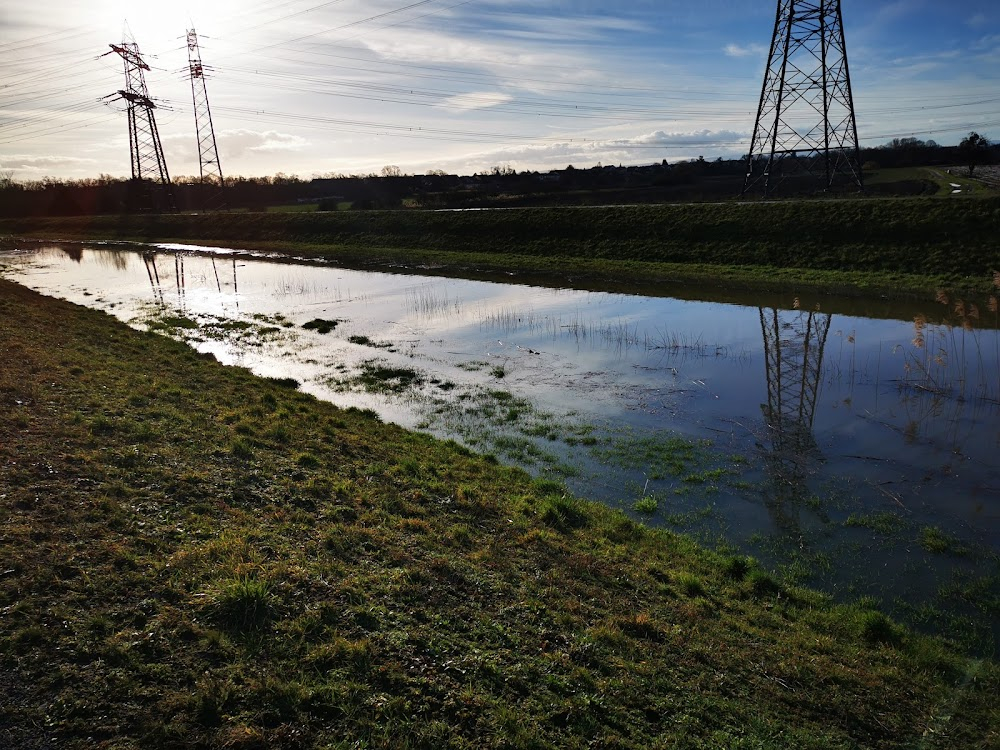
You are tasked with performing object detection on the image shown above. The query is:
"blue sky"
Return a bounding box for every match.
[1,0,997,180]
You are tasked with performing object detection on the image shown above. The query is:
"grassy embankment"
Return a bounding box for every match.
[2,195,999,299]
[2,278,999,748]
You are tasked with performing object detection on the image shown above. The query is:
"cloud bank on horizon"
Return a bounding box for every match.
[1,0,998,180]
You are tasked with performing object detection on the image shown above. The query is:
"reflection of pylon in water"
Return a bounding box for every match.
[174,254,187,312]
[143,252,166,305]
[759,307,832,522]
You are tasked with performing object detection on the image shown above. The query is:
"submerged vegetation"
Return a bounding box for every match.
[2,278,999,748]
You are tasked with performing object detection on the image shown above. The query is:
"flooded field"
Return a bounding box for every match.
[2,240,998,650]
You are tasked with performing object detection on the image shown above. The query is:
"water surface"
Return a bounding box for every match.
[2,240,998,649]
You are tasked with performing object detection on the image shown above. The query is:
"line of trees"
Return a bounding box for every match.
[0,134,994,217]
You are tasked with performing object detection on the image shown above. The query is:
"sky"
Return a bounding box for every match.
[1,0,998,181]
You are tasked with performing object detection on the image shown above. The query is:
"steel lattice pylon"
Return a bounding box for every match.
[743,0,863,196]
[758,307,831,524]
[186,29,225,193]
[106,38,175,211]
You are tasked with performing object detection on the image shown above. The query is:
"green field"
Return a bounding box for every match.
[3,195,999,299]
[1,277,998,748]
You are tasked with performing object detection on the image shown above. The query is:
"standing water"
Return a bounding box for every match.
[2,241,998,651]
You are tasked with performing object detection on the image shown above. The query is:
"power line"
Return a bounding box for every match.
[248,0,441,54]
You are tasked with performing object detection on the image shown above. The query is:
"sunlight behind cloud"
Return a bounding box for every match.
[93,1,247,40]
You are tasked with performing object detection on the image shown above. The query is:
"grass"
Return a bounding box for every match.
[845,511,907,534]
[347,334,393,349]
[590,431,716,481]
[1,278,999,748]
[4,196,1000,299]
[919,526,969,556]
[633,494,659,514]
[302,318,342,334]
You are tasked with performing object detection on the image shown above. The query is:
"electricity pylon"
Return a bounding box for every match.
[105,37,176,211]
[758,306,831,527]
[742,0,863,196]
[186,29,225,206]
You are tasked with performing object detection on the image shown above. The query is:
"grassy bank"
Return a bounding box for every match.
[3,196,999,299]
[1,278,998,748]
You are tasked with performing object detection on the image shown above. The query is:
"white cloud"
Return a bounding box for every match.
[359,24,631,91]
[406,128,751,176]
[724,43,766,58]
[219,129,309,158]
[967,13,988,28]
[437,92,515,112]
[0,154,97,172]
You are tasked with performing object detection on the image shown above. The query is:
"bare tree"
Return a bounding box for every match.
[381,165,402,177]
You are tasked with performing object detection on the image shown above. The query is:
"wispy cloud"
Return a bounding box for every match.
[724,43,766,58]
[437,92,515,112]
[414,127,751,175]
[219,130,309,158]
[966,12,988,28]
[0,154,97,172]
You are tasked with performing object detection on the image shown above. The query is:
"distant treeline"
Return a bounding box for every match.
[0,139,995,217]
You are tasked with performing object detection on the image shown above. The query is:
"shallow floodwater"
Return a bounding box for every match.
[2,241,998,649]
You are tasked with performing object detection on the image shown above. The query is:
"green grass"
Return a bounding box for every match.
[845,511,907,534]
[1,278,998,748]
[632,494,659,514]
[4,195,1000,298]
[919,526,969,556]
[864,166,997,196]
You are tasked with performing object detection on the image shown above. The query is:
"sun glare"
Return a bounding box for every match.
[99,2,243,46]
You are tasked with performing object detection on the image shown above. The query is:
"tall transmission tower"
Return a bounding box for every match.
[186,29,225,204]
[105,37,176,211]
[758,306,831,526]
[742,1,863,197]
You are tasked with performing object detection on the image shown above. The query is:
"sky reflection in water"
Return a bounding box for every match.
[3,241,998,648]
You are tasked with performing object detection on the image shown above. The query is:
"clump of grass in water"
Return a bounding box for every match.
[633,495,658,515]
[152,314,200,331]
[590,431,712,480]
[357,362,424,393]
[348,334,394,349]
[844,511,906,534]
[919,526,967,555]
[302,318,342,334]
